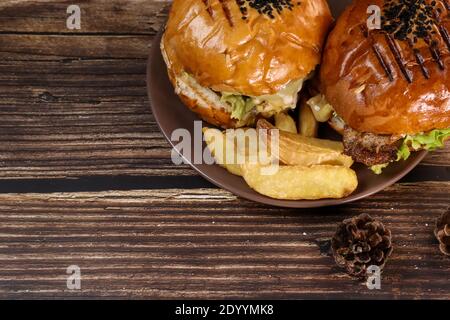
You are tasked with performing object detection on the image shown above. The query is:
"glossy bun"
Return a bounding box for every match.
[162,0,332,97]
[320,0,450,135]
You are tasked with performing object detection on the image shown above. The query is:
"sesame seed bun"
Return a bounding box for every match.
[161,0,333,128]
[320,0,450,135]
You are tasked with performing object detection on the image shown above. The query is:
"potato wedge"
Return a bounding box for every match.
[241,163,358,200]
[275,150,354,167]
[258,119,342,151]
[299,99,319,137]
[203,128,243,176]
[306,94,334,122]
[257,119,353,167]
[203,127,273,176]
[275,113,297,134]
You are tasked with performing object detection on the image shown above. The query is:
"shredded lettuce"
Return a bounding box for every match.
[220,93,255,121]
[371,163,389,175]
[371,128,450,174]
[220,79,304,121]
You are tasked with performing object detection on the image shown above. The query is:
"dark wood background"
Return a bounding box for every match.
[0,0,448,299]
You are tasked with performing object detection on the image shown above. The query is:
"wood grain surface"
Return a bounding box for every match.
[0,0,449,299]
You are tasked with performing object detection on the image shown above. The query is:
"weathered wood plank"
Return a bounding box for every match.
[0,0,448,300]
[0,0,170,61]
[0,0,170,34]
[0,34,154,59]
[0,183,448,299]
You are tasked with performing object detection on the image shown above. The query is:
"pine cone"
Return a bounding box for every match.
[434,209,450,256]
[332,213,393,278]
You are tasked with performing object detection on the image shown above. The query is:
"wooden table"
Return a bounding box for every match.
[0,0,449,300]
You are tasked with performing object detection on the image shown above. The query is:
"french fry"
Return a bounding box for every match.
[274,112,297,134]
[203,127,273,176]
[307,94,334,122]
[299,99,319,137]
[328,114,346,135]
[257,119,353,167]
[203,128,243,176]
[241,163,358,200]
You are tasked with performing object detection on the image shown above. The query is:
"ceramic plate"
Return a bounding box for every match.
[147,0,427,208]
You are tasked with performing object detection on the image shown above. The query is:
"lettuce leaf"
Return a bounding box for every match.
[397,128,450,161]
[220,93,255,121]
[371,128,450,174]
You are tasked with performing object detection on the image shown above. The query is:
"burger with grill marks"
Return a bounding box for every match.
[161,0,333,128]
[316,0,450,173]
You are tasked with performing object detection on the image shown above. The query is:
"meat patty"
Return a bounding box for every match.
[343,126,402,166]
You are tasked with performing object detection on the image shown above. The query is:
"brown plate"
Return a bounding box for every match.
[147,0,427,208]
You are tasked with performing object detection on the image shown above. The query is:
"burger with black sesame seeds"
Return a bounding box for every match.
[161,0,333,128]
[313,0,450,173]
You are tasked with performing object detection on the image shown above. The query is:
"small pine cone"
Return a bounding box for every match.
[332,213,393,278]
[434,210,450,256]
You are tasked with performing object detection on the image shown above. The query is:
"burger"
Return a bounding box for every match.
[161,0,333,128]
[316,0,450,173]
